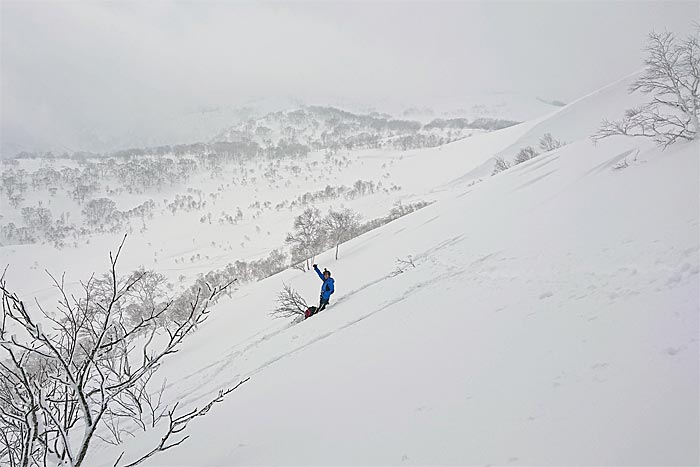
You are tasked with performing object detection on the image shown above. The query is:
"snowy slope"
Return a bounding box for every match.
[73,78,700,465]
[447,72,648,183]
[342,92,563,123]
[1,91,556,158]
[1,117,535,305]
[495,72,646,157]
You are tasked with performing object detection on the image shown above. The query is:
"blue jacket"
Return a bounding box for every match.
[314,265,335,300]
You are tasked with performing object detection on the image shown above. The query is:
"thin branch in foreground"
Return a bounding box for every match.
[117,377,250,467]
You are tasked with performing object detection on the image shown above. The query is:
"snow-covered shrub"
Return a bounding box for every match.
[513,146,539,165]
[492,157,512,175]
[271,283,308,319]
[390,255,417,276]
[539,133,565,152]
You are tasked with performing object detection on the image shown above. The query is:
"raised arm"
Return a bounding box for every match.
[313,264,324,281]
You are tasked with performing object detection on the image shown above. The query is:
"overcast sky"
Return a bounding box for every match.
[1,1,698,153]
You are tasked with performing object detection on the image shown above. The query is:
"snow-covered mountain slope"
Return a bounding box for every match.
[341,92,563,123]
[75,78,698,464]
[0,116,535,305]
[495,72,646,157]
[452,72,648,183]
[211,105,515,155]
[2,93,558,158]
[0,97,305,157]
[120,97,308,150]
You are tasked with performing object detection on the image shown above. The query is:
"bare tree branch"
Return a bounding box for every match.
[116,378,250,467]
[271,283,308,319]
[0,237,239,467]
[593,28,700,147]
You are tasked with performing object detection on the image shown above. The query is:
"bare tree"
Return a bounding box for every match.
[285,207,325,271]
[8,193,25,209]
[513,146,539,165]
[324,208,362,260]
[491,157,512,175]
[594,28,700,147]
[0,235,242,467]
[82,197,118,228]
[539,133,564,152]
[114,378,249,467]
[390,256,417,277]
[271,283,308,319]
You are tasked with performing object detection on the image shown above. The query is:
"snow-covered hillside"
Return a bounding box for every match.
[2,74,698,465]
[327,92,564,124]
[132,136,697,466]
[212,105,521,154]
[1,93,559,158]
[0,97,310,157]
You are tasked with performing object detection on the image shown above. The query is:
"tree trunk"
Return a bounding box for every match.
[335,242,339,260]
[690,112,700,140]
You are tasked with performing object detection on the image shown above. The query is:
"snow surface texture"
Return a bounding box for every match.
[4,75,699,465]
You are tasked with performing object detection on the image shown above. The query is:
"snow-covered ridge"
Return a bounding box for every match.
[212,105,522,153]
[2,93,561,158]
[496,71,646,157]
[446,72,651,184]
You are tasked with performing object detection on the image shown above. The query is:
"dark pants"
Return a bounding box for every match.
[318,297,329,312]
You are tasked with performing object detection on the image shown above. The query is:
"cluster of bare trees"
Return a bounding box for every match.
[1,197,155,247]
[285,208,326,270]
[0,155,287,247]
[392,133,462,150]
[211,249,288,287]
[0,236,245,466]
[2,142,372,250]
[0,156,194,246]
[195,201,432,308]
[285,200,432,272]
[424,117,519,131]
[290,180,381,208]
[1,141,260,219]
[83,199,155,234]
[492,133,565,175]
[215,105,517,155]
[594,28,699,147]
[1,168,29,208]
[285,207,363,270]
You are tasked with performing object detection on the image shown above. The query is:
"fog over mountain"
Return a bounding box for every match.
[1,2,697,154]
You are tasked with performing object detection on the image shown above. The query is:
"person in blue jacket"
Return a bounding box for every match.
[313,264,334,312]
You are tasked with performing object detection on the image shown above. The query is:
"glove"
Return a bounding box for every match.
[313,264,317,268]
